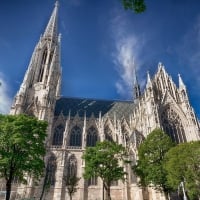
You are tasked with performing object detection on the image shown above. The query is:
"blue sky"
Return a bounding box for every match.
[0,0,200,118]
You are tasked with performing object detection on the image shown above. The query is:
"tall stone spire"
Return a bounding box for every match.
[43,1,59,39]
[10,1,61,119]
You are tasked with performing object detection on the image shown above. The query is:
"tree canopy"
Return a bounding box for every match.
[164,141,200,200]
[121,0,146,13]
[133,128,175,198]
[0,114,47,200]
[82,141,129,200]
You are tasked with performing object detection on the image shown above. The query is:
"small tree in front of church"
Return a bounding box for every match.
[0,114,47,200]
[83,141,129,200]
[164,141,200,200]
[64,175,80,200]
[133,128,175,199]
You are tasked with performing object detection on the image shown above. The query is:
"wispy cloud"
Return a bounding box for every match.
[61,20,68,35]
[0,72,12,114]
[110,10,145,99]
[177,14,200,92]
[68,0,81,7]
[114,36,138,98]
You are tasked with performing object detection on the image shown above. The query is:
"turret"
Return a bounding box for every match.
[146,71,152,89]
[178,74,188,101]
[133,66,141,100]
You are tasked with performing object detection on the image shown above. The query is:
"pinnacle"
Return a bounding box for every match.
[43,1,59,39]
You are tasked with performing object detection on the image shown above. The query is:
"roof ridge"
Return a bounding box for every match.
[58,96,134,103]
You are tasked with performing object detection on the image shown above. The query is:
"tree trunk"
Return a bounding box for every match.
[69,194,72,200]
[107,186,111,200]
[40,169,49,200]
[6,179,12,200]
[104,183,111,200]
[164,191,169,200]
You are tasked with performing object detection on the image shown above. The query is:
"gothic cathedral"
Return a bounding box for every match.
[9,2,200,200]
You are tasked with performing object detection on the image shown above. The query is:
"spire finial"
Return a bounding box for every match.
[43,1,59,39]
[55,1,59,7]
[146,71,152,88]
[178,73,186,89]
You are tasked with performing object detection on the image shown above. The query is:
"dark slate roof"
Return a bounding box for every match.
[55,97,135,119]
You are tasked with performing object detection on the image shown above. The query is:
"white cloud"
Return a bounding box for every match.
[110,11,145,99]
[0,73,12,114]
[114,37,137,97]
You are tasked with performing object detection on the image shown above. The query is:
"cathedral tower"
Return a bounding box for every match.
[10,1,61,123]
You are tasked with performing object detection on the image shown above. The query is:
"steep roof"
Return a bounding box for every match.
[55,97,134,119]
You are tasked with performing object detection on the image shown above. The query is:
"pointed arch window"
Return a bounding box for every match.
[38,48,48,82]
[104,126,113,142]
[49,51,54,64]
[46,154,57,186]
[176,90,180,102]
[157,79,162,91]
[168,79,173,96]
[160,72,166,88]
[69,126,82,146]
[86,126,98,147]
[122,125,129,145]
[42,48,48,65]
[52,124,64,146]
[181,90,186,99]
[161,107,186,143]
[67,155,77,178]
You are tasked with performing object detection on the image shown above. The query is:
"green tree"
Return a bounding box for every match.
[164,141,200,200]
[64,175,80,200]
[121,0,146,13]
[0,114,47,200]
[133,128,174,199]
[82,141,129,200]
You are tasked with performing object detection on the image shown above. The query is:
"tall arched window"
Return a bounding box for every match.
[157,79,162,91]
[86,126,98,147]
[168,79,173,96]
[38,48,48,82]
[181,90,186,99]
[67,155,77,178]
[46,154,57,186]
[161,107,186,143]
[69,126,82,146]
[104,126,113,142]
[122,125,129,145]
[52,124,64,146]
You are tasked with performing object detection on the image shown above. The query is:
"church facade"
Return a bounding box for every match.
[9,2,200,200]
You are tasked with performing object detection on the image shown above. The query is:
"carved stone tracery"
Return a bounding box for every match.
[161,107,186,143]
